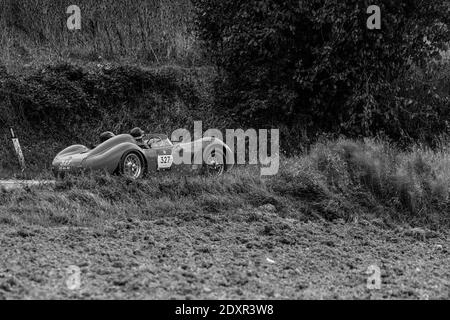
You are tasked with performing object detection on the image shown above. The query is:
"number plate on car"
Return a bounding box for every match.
[157,155,173,169]
[59,159,72,170]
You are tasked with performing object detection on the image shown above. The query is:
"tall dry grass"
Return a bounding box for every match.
[301,138,450,224]
[0,0,200,69]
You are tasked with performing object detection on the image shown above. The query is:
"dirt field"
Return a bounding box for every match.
[0,204,448,300]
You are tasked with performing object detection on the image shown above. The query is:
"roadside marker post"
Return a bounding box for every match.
[10,128,26,171]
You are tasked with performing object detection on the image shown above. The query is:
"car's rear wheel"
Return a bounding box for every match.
[203,149,225,177]
[120,152,144,179]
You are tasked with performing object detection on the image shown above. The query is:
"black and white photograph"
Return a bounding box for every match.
[0,0,449,305]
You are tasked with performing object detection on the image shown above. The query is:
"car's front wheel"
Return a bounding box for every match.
[120,151,144,179]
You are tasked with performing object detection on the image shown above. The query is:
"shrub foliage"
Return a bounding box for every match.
[0,63,217,171]
[194,0,450,143]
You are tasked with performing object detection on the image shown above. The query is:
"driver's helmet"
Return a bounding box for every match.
[99,131,115,143]
[130,127,145,140]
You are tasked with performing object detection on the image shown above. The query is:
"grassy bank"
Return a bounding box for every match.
[1,138,449,229]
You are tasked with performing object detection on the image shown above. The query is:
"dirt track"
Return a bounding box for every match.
[0,180,55,191]
[0,206,448,299]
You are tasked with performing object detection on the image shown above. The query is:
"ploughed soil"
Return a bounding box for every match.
[0,205,448,299]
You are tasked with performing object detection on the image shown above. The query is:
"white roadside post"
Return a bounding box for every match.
[10,128,26,171]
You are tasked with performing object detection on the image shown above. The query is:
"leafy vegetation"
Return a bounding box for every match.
[194,0,450,145]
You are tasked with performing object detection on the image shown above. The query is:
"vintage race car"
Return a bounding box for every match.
[52,133,234,179]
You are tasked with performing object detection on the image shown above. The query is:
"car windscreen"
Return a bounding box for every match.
[148,138,173,148]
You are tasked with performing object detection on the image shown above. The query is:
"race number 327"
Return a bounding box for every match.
[157,155,173,169]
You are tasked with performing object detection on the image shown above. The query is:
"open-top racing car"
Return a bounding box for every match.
[52,133,234,179]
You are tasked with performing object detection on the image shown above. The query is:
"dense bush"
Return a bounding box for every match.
[1,63,203,135]
[0,62,219,172]
[194,0,450,144]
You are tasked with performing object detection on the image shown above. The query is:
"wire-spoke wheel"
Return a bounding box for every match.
[204,150,225,177]
[120,152,144,179]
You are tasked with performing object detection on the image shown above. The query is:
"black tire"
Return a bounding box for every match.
[119,151,145,179]
[202,148,226,178]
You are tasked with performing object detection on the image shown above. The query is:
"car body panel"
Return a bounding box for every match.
[52,133,234,177]
[84,141,142,173]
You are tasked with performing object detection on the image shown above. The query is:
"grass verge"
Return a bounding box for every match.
[1,138,448,230]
